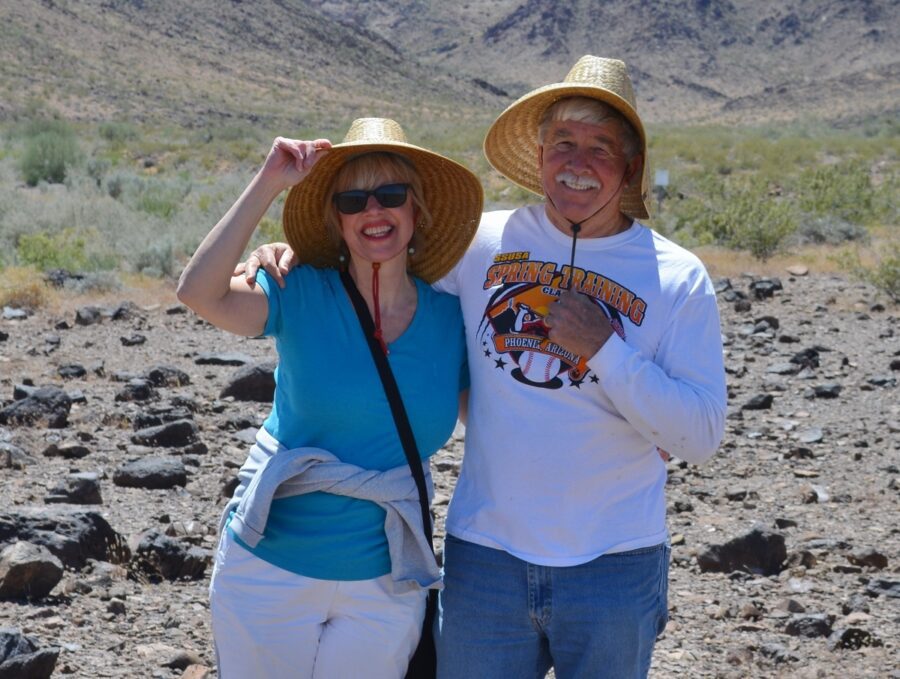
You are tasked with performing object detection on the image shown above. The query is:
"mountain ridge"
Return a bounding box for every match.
[1,0,897,127]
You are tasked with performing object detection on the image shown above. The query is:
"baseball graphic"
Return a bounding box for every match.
[519,351,561,383]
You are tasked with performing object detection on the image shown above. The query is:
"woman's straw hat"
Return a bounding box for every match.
[282,118,483,283]
[483,55,650,220]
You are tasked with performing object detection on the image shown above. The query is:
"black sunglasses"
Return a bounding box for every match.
[333,183,410,215]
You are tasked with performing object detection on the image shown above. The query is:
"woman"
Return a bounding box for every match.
[177,118,482,678]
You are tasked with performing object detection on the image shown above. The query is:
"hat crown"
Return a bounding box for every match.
[563,55,636,110]
[342,118,408,145]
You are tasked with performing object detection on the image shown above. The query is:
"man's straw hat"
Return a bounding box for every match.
[483,55,650,220]
[282,118,483,283]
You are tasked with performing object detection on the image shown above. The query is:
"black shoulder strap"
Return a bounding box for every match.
[339,269,433,546]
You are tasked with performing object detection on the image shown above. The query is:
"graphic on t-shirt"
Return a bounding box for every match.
[478,253,645,390]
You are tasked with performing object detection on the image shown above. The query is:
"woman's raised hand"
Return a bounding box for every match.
[261,137,332,192]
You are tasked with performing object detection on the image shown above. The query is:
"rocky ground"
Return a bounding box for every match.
[0,269,898,678]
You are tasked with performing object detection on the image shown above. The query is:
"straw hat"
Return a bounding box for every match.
[282,118,483,283]
[483,55,650,220]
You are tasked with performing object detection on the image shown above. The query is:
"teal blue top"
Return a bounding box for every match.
[231,265,467,580]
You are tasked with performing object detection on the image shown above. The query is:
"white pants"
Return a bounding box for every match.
[209,530,426,679]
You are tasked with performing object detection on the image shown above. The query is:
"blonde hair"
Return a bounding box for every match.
[538,96,641,161]
[323,152,432,257]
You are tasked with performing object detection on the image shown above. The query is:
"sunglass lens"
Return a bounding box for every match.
[335,191,367,214]
[373,184,408,208]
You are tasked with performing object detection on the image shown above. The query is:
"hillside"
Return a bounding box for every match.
[0,0,897,127]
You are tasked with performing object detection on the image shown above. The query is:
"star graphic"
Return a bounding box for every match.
[590,374,599,384]
[494,357,507,370]
[569,377,584,389]
[484,349,492,357]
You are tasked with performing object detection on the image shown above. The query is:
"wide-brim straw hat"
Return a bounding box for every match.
[483,55,650,220]
[282,118,483,284]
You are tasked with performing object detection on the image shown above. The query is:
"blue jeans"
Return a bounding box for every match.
[436,535,670,679]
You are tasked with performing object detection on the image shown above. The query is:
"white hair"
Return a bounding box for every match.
[538,97,641,161]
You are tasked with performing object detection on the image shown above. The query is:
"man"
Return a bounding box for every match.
[240,55,726,678]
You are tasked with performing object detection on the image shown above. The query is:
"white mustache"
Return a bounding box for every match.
[555,172,599,190]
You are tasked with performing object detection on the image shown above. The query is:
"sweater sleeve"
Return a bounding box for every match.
[587,290,727,464]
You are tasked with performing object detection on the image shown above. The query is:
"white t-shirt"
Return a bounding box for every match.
[435,205,727,566]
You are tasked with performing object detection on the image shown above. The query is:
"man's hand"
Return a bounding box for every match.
[234,242,298,289]
[545,289,614,360]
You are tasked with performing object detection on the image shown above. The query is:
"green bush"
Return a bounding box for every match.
[20,123,81,186]
[98,121,137,144]
[132,241,175,278]
[835,243,900,302]
[668,176,798,260]
[796,161,876,225]
[16,228,89,271]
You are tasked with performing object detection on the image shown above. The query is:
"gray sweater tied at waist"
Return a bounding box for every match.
[221,427,440,593]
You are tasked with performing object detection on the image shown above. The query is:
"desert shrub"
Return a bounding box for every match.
[16,228,90,271]
[796,161,877,225]
[19,120,81,186]
[834,243,900,302]
[668,176,798,260]
[791,215,869,246]
[132,241,175,278]
[0,267,49,310]
[98,121,137,144]
[64,271,122,294]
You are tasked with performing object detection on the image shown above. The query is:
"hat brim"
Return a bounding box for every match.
[283,140,483,284]
[483,83,651,220]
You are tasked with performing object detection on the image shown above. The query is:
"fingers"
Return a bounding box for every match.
[277,246,298,274]
[273,137,332,175]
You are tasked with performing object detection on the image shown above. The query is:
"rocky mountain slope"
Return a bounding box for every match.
[1,0,897,126]
[0,268,898,677]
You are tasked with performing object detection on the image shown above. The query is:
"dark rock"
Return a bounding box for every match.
[774,517,798,529]
[0,508,128,570]
[220,362,276,402]
[143,366,191,388]
[113,458,187,489]
[41,441,91,459]
[0,628,59,678]
[120,333,146,346]
[114,378,155,402]
[195,352,254,366]
[132,407,193,430]
[131,419,198,448]
[697,527,786,575]
[767,362,799,375]
[165,305,187,315]
[0,388,72,428]
[129,531,210,582]
[827,627,883,650]
[847,548,888,570]
[673,500,693,513]
[74,306,103,326]
[759,642,798,664]
[0,443,36,469]
[785,550,817,568]
[865,579,900,598]
[734,299,752,313]
[111,302,140,321]
[0,331,7,342]
[842,594,870,614]
[43,472,102,505]
[813,384,842,398]
[742,394,773,410]
[784,613,833,638]
[0,542,64,600]
[790,348,820,370]
[749,278,782,299]
[56,364,86,379]
[867,374,896,387]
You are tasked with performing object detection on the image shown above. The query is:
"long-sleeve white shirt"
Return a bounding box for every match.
[434,206,727,566]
